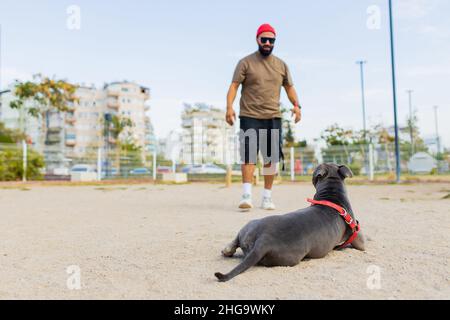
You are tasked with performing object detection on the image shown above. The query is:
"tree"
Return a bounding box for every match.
[402,113,428,158]
[0,121,26,143]
[281,104,295,147]
[320,124,364,173]
[103,114,134,173]
[321,124,353,146]
[9,74,78,147]
[0,121,44,181]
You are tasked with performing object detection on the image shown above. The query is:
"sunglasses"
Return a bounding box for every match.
[260,37,276,45]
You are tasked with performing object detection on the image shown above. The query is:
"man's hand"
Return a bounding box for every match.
[291,106,302,124]
[226,108,236,126]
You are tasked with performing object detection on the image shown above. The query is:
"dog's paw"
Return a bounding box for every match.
[214,272,228,282]
[221,249,235,257]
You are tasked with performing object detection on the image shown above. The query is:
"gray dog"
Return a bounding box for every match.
[215,163,365,282]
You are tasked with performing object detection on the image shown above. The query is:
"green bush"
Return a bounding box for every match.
[348,162,362,176]
[0,148,45,181]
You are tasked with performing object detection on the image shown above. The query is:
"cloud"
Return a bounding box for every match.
[403,64,450,77]
[339,88,390,104]
[416,24,450,39]
[395,0,441,19]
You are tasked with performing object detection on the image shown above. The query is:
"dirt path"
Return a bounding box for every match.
[0,183,449,299]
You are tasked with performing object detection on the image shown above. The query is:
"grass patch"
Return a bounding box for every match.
[379,197,390,200]
[442,193,450,200]
[0,185,31,191]
[94,187,128,191]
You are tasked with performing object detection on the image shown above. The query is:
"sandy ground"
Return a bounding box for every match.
[0,182,449,300]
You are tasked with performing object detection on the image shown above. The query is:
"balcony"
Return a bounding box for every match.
[182,120,193,128]
[107,90,121,97]
[65,140,76,147]
[65,117,77,125]
[48,126,63,133]
[46,134,61,144]
[107,99,119,110]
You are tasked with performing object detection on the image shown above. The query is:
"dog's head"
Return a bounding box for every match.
[312,163,353,188]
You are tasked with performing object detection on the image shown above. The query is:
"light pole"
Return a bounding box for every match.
[356,60,368,141]
[433,106,441,155]
[0,24,2,93]
[0,24,2,94]
[388,0,401,183]
[406,89,414,155]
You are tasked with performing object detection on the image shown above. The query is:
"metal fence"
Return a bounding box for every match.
[0,142,448,182]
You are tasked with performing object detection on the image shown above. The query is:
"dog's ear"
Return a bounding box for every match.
[338,165,353,179]
[312,164,328,186]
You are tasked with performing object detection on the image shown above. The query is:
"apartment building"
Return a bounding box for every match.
[0,81,156,167]
[180,103,238,165]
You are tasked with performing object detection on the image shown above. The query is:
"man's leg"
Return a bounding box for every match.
[239,118,259,210]
[260,120,281,210]
[239,163,256,209]
[261,162,277,210]
[242,163,256,184]
[263,163,275,190]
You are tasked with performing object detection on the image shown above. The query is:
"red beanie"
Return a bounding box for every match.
[256,24,276,37]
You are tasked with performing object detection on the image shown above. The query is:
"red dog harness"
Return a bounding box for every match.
[307,198,361,250]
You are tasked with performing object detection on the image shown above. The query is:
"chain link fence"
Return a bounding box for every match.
[0,141,448,182]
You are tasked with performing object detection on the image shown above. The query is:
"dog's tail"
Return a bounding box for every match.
[215,242,266,282]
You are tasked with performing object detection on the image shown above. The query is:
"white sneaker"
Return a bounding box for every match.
[261,197,276,210]
[239,194,253,210]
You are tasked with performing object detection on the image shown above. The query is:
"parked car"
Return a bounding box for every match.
[101,168,118,178]
[180,165,194,173]
[231,164,242,176]
[129,168,151,176]
[157,166,172,173]
[70,164,96,173]
[52,167,70,176]
[186,164,227,174]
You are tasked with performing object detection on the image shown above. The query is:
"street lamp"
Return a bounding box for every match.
[356,60,368,141]
[406,90,414,155]
[388,0,401,183]
[433,106,441,155]
[0,24,2,93]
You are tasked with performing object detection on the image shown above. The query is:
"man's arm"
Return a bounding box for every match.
[226,82,240,126]
[284,85,302,123]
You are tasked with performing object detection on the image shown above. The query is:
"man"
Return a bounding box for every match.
[226,23,302,210]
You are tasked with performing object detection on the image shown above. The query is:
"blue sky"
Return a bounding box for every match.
[1,0,449,148]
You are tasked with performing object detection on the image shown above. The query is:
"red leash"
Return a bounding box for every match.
[307,198,361,249]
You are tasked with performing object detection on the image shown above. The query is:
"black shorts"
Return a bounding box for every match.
[239,116,284,165]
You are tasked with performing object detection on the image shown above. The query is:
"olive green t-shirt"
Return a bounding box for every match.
[232,51,294,119]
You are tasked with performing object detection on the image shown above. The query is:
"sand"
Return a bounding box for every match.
[0,182,449,300]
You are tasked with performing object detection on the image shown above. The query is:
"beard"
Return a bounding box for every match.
[258,44,274,57]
